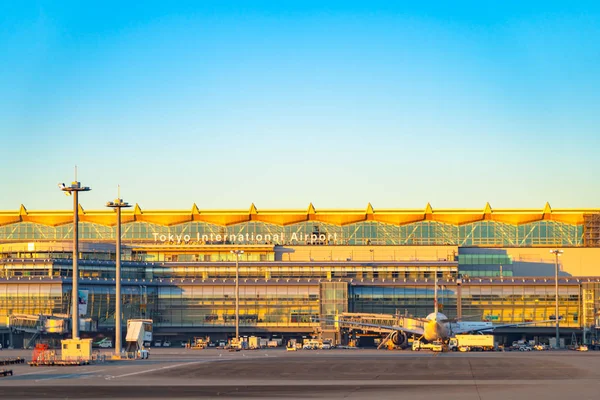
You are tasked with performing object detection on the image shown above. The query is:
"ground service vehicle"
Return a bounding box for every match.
[286,339,298,351]
[94,338,112,348]
[229,338,243,351]
[303,339,322,350]
[125,319,152,359]
[248,336,262,349]
[448,335,494,352]
[190,337,210,349]
[412,339,445,352]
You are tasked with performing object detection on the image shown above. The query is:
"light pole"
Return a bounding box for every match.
[59,179,91,340]
[550,249,563,349]
[107,193,131,357]
[231,250,244,341]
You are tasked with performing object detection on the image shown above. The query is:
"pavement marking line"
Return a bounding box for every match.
[112,360,215,379]
[13,368,58,376]
[34,368,107,382]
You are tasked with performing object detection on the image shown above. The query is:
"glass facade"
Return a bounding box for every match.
[581,283,600,329]
[461,285,580,327]
[459,254,512,265]
[320,282,348,329]
[155,284,319,328]
[0,260,457,281]
[151,264,456,280]
[0,279,584,332]
[0,281,320,330]
[457,253,514,277]
[350,284,580,328]
[0,260,147,280]
[0,219,585,247]
[0,282,65,324]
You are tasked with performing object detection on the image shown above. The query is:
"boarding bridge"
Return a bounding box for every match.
[335,312,427,348]
[336,312,425,334]
[8,314,70,334]
[8,314,44,334]
[8,314,70,348]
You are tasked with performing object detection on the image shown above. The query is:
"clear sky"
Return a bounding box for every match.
[1,1,599,211]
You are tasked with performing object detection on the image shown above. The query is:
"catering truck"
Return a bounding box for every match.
[448,334,495,352]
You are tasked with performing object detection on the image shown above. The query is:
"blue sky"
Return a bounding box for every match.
[1,2,599,211]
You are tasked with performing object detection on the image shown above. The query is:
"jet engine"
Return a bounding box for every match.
[391,331,408,348]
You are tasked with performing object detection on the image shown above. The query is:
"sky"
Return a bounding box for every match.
[1,1,599,211]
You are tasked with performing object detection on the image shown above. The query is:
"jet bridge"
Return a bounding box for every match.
[337,312,425,333]
[8,314,70,349]
[335,312,426,349]
[8,314,70,335]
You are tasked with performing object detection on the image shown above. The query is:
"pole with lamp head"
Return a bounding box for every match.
[550,249,563,348]
[106,188,131,357]
[58,171,90,340]
[230,250,244,341]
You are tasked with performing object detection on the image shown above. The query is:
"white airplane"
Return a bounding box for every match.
[58,183,72,196]
[334,274,555,347]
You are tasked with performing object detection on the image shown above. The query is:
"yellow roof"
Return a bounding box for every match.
[0,203,596,228]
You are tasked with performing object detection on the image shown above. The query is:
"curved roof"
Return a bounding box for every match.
[0,202,596,228]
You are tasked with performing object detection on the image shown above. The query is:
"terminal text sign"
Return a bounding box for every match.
[152,232,337,245]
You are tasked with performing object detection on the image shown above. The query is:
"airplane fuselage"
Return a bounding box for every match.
[423,312,449,342]
[423,319,448,342]
[422,313,494,342]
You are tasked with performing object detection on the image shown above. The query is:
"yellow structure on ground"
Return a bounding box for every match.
[61,338,93,361]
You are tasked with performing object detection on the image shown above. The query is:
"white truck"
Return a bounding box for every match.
[125,319,153,359]
[412,339,445,352]
[448,335,495,352]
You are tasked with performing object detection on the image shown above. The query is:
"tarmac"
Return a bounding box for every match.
[1,347,600,399]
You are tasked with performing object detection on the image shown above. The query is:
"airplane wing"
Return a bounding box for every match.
[439,314,482,323]
[471,319,559,333]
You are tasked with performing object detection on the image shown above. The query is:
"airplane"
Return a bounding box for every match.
[58,183,72,196]
[331,273,557,347]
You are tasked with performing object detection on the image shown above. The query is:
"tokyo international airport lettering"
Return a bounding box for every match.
[152,232,338,244]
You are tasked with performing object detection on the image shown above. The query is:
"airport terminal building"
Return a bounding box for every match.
[1,203,600,347]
